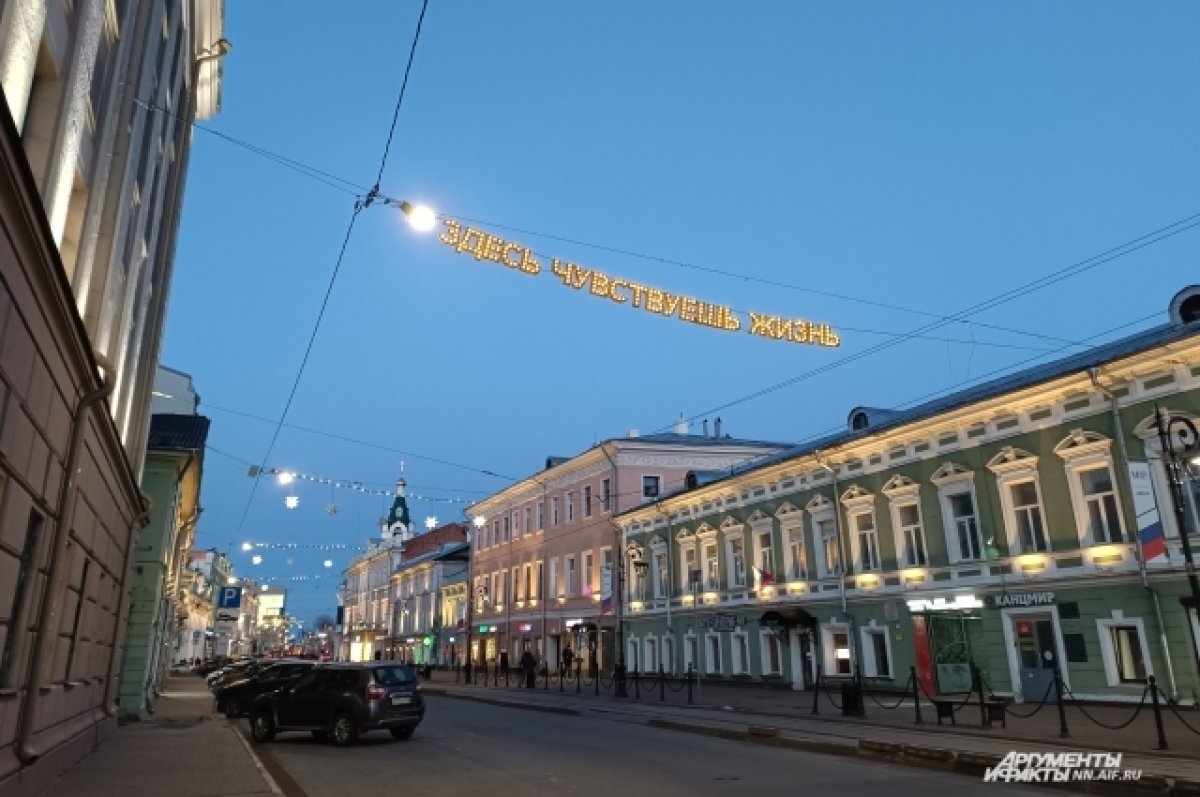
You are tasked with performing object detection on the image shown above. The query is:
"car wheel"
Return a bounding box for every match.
[223,698,241,719]
[389,727,415,741]
[250,712,276,743]
[331,712,359,747]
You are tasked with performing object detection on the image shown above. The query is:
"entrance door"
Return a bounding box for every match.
[1014,615,1057,701]
[789,630,813,689]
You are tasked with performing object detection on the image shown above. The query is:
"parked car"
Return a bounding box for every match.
[216,660,317,718]
[209,659,269,692]
[248,662,424,746]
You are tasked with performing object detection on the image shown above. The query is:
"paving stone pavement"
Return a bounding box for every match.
[39,676,278,797]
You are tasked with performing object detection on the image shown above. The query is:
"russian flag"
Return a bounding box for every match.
[601,593,612,615]
[1140,519,1166,562]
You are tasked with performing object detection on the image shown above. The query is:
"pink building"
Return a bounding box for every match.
[466,420,785,675]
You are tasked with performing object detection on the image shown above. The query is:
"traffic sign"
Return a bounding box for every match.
[218,586,242,609]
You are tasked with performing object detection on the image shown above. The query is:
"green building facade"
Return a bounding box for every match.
[618,286,1200,704]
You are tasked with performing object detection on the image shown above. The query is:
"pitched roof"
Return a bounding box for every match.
[147,414,211,451]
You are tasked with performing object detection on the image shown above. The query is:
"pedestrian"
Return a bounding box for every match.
[561,645,573,677]
[520,648,537,688]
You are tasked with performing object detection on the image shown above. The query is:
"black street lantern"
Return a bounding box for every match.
[1154,404,1200,668]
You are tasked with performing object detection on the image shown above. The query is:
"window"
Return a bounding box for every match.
[818,519,840,577]
[655,552,668,598]
[523,563,532,600]
[788,533,807,580]
[896,504,927,567]
[552,497,560,526]
[1097,619,1151,686]
[948,492,983,561]
[549,558,559,597]
[584,485,593,517]
[732,633,750,674]
[582,550,594,596]
[511,567,519,602]
[761,632,783,675]
[851,511,880,571]
[681,545,698,589]
[753,529,776,586]
[524,507,532,535]
[728,537,746,588]
[537,501,545,530]
[685,635,699,673]
[602,478,612,511]
[567,492,575,522]
[492,573,501,605]
[491,520,499,547]
[706,634,721,674]
[703,542,719,589]
[565,556,576,597]
[861,626,892,678]
[645,638,658,673]
[643,475,661,499]
[1008,481,1048,552]
[663,635,675,674]
[503,516,510,542]
[823,626,852,676]
[1079,467,1123,544]
[535,561,543,599]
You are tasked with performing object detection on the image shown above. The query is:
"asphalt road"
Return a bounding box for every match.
[256,695,1056,797]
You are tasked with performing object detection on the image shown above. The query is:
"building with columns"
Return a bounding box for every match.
[0,2,228,794]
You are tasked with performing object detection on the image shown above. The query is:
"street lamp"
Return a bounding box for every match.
[463,514,486,684]
[1154,405,1200,668]
[615,552,650,698]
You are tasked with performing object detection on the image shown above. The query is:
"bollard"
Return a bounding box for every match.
[687,664,694,705]
[576,667,581,694]
[544,665,549,691]
[634,669,640,701]
[974,665,989,729]
[594,667,599,696]
[559,667,564,693]
[660,667,666,702]
[910,667,922,724]
[812,665,820,715]
[494,664,499,687]
[1053,666,1069,739]
[1149,676,1168,750]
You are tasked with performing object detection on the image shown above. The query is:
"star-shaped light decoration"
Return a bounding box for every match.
[286,557,295,566]
[241,542,254,552]
[425,516,438,530]
[285,495,300,510]
[251,555,263,565]
[277,472,295,486]
[326,503,339,516]
[323,559,333,568]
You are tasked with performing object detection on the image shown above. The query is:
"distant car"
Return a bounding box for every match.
[216,660,317,718]
[249,662,424,746]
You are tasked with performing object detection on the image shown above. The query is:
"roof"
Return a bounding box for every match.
[724,316,1200,481]
[147,414,211,451]
[611,431,788,448]
[391,542,470,574]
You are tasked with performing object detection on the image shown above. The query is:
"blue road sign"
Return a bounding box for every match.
[218,586,242,609]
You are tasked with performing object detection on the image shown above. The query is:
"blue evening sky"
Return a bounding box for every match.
[162,2,1200,622]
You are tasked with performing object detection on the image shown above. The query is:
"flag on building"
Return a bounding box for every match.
[1129,462,1167,562]
[754,567,775,586]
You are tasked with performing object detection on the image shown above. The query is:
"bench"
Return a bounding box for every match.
[983,697,1010,729]
[929,697,957,725]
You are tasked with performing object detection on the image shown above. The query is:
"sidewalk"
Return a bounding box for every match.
[424,672,1200,792]
[39,676,279,797]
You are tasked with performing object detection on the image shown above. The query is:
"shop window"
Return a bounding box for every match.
[663,635,674,674]
[706,634,722,674]
[823,625,852,676]
[860,626,892,678]
[1097,619,1152,686]
[761,632,782,675]
[732,633,750,674]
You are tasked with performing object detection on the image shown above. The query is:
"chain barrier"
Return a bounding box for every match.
[599,674,614,690]
[1003,681,1054,719]
[820,677,844,710]
[917,678,974,712]
[1165,702,1200,737]
[864,674,913,710]
[663,677,688,693]
[1062,683,1149,731]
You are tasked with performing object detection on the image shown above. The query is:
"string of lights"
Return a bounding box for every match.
[240,541,364,552]
[257,467,475,503]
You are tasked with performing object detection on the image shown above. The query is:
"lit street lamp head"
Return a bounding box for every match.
[399,201,438,232]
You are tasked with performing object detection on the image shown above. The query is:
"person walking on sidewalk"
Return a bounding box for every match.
[520,648,537,688]
[561,645,573,677]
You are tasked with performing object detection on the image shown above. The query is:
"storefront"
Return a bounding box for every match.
[987,590,1069,702]
[759,608,818,690]
[907,593,986,696]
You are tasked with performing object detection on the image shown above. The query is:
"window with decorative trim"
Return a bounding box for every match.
[706,633,722,674]
[883,476,928,568]
[760,631,783,675]
[663,634,675,674]
[654,549,669,598]
[684,633,698,674]
[932,463,987,563]
[679,539,699,590]
[726,535,747,589]
[1055,430,1126,546]
[860,625,893,678]
[841,486,879,573]
[822,624,852,676]
[988,447,1049,554]
[807,495,841,578]
[644,637,659,673]
[732,633,750,674]
[1096,618,1152,686]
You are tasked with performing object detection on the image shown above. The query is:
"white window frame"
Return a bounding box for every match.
[705,632,722,674]
[601,478,612,512]
[759,630,783,676]
[684,632,698,674]
[642,474,662,499]
[549,557,559,598]
[722,523,747,589]
[524,507,532,535]
[1056,431,1126,547]
[537,501,545,530]
[779,515,807,581]
[821,623,852,677]
[565,555,576,597]
[841,487,880,573]
[582,549,594,597]
[731,632,750,674]
[662,634,675,675]
[988,448,1050,554]
[644,637,659,673]
[860,623,894,678]
[552,497,560,526]
[749,516,776,588]
[932,463,986,564]
[882,477,928,568]
[584,485,593,517]
[807,496,841,579]
[679,537,699,591]
[1096,616,1153,687]
[652,546,669,599]
[566,491,575,523]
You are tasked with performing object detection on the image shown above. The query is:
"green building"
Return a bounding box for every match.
[617,285,1200,704]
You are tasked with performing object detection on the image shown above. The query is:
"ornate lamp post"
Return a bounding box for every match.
[1154,404,1200,669]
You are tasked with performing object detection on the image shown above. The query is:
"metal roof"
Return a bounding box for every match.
[147,414,211,451]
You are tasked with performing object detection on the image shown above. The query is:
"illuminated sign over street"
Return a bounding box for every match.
[437,220,840,347]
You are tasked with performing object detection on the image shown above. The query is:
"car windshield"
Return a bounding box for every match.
[372,665,416,687]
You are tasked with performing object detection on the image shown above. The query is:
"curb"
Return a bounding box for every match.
[424,688,580,717]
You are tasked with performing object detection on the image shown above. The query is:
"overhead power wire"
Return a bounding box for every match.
[659,214,1200,433]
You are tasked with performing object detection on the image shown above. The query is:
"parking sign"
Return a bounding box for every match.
[218,586,242,609]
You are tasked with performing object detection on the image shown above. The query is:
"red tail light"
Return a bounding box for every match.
[366,682,387,700]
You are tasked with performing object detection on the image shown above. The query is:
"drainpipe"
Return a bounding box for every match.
[16,368,119,762]
[1090,368,1179,702]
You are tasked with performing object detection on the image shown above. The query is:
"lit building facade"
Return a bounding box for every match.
[0,2,228,793]
[389,540,469,666]
[467,427,786,676]
[618,286,1200,704]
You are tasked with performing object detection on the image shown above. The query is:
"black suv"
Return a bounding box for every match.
[249,662,424,746]
[216,660,316,718]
